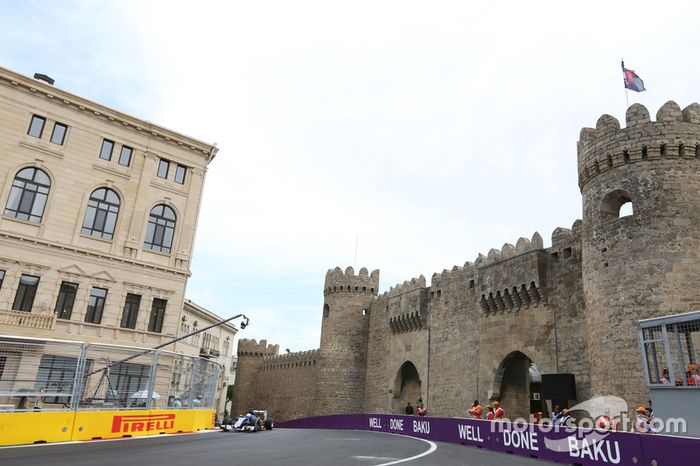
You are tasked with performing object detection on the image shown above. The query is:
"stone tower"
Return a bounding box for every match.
[316,266,379,415]
[231,338,279,415]
[578,101,700,403]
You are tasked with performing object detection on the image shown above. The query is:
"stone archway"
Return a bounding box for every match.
[393,361,422,414]
[493,351,543,420]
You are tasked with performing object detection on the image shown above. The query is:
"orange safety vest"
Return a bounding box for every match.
[472,405,483,419]
[495,407,505,419]
[486,411,494,421]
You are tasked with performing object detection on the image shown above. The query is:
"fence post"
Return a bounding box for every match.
[188,358,198,409]
[145,350,159,410]
[70,343,89,411]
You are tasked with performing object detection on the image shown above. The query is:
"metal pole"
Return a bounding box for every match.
[145,350,159,410]
[70,343,89,411]
[84,314,248,378]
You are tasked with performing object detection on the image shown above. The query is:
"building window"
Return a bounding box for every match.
[27,115,46,138]
[36,355,78,404]
[99,139,114,161]
[12,274,40,312]
[50,123,67,145]
[85,287,107,324]
[148,298,167,333]
[157,159,170,179]
[81,188,120,240]
[144,204,176,253]
[108,362,149,404]
[120,293,141,329]
[174,164,187,184]
[118,146,133,167]
[55,281,78,320]
[4,167,51,223]
[0,270,5,289]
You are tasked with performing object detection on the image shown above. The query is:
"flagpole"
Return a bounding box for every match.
[622,59,630,108]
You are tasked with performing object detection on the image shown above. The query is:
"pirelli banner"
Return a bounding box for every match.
[278,414,700,466]
[0,409,215,446]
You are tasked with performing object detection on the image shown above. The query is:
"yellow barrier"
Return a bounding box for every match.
[192,409,216,431]
[0,409,216,445]
[0,411,75,446]
[73,409,203,440]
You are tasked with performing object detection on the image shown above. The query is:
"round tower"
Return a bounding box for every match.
[316,266,379,415]
[578,101,700,403]
[231,338,278,416]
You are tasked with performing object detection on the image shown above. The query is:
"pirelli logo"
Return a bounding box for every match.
[111,413,176,433]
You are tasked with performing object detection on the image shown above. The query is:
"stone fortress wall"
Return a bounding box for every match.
[233,101,700,422]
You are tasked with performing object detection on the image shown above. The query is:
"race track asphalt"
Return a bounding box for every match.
[0,428,547,466]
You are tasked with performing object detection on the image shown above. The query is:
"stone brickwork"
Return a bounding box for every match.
[235,101,700,422]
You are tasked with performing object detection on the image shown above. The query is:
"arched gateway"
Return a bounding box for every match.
[393,361,422,414]
[493,351,544,420]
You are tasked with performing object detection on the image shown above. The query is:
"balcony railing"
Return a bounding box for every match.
[0,310,56,329]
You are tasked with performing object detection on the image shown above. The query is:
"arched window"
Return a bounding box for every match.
[601,189,634,220]
[323,304,330,318]
[81,188,120,239]
[144,204,176,253]
[4,167,51,223]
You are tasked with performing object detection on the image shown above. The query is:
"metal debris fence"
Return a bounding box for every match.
[0,335,221,412]
[639,311,700,386]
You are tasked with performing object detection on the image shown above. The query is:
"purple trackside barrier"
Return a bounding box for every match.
[638,432,700,466]
[279,414,700,465]
[490,421,645,465]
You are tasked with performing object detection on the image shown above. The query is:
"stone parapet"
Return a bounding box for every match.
[237,338,279,357]
[577,101,700,190]
[324,266,379,296]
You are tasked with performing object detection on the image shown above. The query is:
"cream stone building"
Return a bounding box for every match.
[0,67,223,402]
[174,299,236,419]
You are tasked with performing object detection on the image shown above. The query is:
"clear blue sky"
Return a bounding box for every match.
[2,0,699,352]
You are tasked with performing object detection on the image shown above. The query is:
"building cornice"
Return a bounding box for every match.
[0,67,219,163]
[0,231,191,278]
[183,298,237,332]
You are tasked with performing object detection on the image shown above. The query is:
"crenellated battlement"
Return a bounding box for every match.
[237,338,280,357]
[431,262,476,288]
[260,349,320,371]
[324,266,380,296]
[379,275,426,299]
[551,219,582,249]
[577,101,700,190]
[474,232,544,268]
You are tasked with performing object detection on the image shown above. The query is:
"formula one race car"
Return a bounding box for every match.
[221,410,273,432]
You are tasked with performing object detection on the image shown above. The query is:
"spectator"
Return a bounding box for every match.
[596,408,612,430]
[686,370,695,386]
[171,396,182,409]
[493,401,505,420]
[551,405,562,424]
[470,400,482,419]
[660,368,671,384]
[557,408,574,427]
[634,406,651,433]
[193,396,202,408]
[690,363,700,386]
[405,402,414,415]
[467,401,475,418]
[416,398,427,416]
[485,404,494,421]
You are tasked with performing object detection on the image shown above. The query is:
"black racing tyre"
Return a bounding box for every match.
[264,419,273,430]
